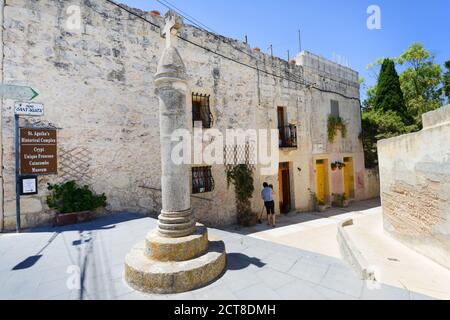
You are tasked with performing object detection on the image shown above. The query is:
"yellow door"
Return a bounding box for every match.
[343,157,354,198]
[315,160,326,203]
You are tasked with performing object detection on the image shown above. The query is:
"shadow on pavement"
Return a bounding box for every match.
[27,212,147,234]
[226,252,266,270]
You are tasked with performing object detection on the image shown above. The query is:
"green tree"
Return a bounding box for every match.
[443,60,450,103]
[374,59,408,119]
[361,44,445,168]
[361,109,413,168]
[361,59,412,167]
[363,84,377,110]
[396,43,443,126]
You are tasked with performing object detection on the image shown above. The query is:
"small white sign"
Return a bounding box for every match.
[14,102,44,116]
[22,178,37,194]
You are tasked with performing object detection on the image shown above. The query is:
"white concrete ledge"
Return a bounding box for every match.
[337,219,376,280]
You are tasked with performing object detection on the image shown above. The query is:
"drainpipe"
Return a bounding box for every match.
[0,0,4,232]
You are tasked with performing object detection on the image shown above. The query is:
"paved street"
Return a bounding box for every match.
[0,207,432,300]
[226,199,382,259]
[344,209,450,300]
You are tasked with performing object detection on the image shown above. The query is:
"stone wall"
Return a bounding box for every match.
[363,168,380,200]
[378,105,450,268]
[0,0,376,231]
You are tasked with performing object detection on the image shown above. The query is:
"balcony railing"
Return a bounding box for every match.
[279,124,298,148]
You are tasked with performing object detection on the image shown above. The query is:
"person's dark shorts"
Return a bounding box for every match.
[264,201,275,215]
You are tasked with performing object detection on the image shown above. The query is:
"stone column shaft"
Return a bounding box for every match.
[154,12,195,238]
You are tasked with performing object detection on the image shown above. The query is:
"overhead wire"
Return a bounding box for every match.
[102,0,360,102]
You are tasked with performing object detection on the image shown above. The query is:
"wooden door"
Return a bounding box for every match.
[343,157,354,198]
[315,160,326,203]
[278,162,291,213]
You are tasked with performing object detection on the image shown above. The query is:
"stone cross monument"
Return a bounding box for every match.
[154,11,194,239]
[124,11,226,294]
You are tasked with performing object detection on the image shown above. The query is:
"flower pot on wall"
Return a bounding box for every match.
[55,212,77,226]
[55,211,95,227]
[238,213,258,227]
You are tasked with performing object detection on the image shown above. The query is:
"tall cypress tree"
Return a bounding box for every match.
[375,59,408,119]
[444,60,450,103]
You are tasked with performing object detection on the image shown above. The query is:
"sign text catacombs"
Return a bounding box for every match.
[20,128,57,175]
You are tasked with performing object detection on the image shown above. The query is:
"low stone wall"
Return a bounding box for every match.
[378,105,450,269]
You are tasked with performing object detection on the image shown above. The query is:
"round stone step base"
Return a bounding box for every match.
[145,224,208,262]
[124,239,226,294]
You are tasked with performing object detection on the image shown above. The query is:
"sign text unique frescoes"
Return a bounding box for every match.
[20,128,57,175]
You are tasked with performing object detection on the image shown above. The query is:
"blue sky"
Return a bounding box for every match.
[120,0,449,99]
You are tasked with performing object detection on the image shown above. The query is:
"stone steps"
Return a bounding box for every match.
[125,239,226,294]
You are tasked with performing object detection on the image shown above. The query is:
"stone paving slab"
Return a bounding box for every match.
[0,210,431,300]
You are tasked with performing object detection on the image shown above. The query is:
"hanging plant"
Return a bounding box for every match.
[331,161,346,171]
[226,164,256,226]
[327,115,347,142]
[337,161,346,170]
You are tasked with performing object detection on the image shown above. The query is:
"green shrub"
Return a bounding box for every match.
[308,189,325,208]
[332,193,348,207]
[226,164,255,225]
[46,181,107,214]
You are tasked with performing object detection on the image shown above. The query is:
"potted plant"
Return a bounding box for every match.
[308,189,327,212]
[331,162,337,171]
[332,193,349,207]
[341,193,349,207]
[317,199,327,212]
[47,181,107,226]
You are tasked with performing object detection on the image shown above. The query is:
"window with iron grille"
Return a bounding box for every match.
[192,166,214,194]
[192,93,213,128]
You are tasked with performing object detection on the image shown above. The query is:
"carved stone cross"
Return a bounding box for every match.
[161,10,183,49]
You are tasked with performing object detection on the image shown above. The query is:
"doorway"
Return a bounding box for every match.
[343,157,355,199]
[278,162,291,214]
[315,159,329,204]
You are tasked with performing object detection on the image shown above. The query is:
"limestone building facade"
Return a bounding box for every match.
[0,0,379,231]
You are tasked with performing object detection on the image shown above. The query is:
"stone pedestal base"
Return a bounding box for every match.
[124,224,226,294]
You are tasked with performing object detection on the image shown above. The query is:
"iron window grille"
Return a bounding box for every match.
[192,93,213,128]
[192,166,214,194]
